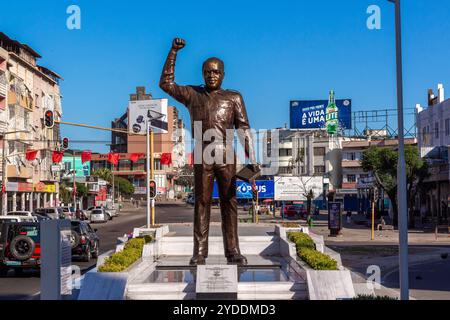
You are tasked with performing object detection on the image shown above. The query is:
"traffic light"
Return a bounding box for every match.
[149,180,157,199]
[252,181,258,202]
[62,137,69,150]
[44,110,54,128]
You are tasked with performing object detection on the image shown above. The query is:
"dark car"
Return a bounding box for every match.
[70,220,99,262]
[0,222,41,276]
[283,204,308,219]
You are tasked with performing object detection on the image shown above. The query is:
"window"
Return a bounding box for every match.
[346,152,356,161]
[314,166,325,174]
[435,122,439,139]
[347,175,356,183]
[279,149,292,157]
[445,119,450,137]
[154,159,162,171]
[313,147,325,156]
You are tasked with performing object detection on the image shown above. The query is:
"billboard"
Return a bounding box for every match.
[290,99,352,130]
[128,99,168,134]
[274,176,323,201]
[62,157,91,177]
[212,180,274,199]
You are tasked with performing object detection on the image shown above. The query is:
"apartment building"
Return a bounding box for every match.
[100,87,186,199]
[341,137,417,214]
[0,32,62,213]
[416,84,449,223]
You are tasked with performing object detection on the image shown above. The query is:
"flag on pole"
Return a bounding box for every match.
[52,150,64,163]
[81,151,92,164]
[25,149,39,161]
[160,153,172,165]
[2,183,6,194]
[107,152,119,165]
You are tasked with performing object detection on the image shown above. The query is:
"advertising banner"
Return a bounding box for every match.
[328,202,342,230]
[212,180,274,199]
[290,99,352,130]
[274,176,323,201]
[128,99,168,134]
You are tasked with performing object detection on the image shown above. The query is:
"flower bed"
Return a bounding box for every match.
[98,236,153,272]
[287,232,338,270]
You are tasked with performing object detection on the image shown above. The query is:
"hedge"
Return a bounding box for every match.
[98,236,153,272]
[297,248,338,270]
[287,232,315,250]
[287,232,338,270]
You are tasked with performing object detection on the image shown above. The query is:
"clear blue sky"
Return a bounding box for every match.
[2,0,449,152]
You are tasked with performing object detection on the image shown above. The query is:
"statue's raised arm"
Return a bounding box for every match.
[159,38,192,105]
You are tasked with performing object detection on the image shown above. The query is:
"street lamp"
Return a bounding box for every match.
[388,0,409,300]
[1,130,30,215]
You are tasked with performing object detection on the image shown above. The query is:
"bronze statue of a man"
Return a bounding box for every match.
[160,38,258,266]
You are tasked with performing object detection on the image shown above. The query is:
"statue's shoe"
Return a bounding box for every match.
[189,255,206,266]
[226,254,248,265]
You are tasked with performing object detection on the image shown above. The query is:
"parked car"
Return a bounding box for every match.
[86,206,112,221]
[33,207,65,220]
[70,220,99,262]
[89,209,108,223]
[242,203,252,211]
[283,204,307,218]
[186,194,195,205]
[0,222,41,275]
[7,211,33,217]
[0,216,38,224]
[60,207,76,219]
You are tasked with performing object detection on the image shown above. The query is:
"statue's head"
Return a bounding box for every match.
[202,57,224,91]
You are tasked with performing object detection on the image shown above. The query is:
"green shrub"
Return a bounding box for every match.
[287,232,315,250]
[298,248,338,270]
[353,294,397,300]
[281,222,300,228]
[124,237,145,250]
[99,237,148,272]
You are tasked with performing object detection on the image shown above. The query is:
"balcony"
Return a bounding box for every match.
[0,71,6,98]
[7,165,32,179]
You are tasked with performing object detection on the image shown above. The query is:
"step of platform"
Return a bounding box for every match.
[157,236,280,256]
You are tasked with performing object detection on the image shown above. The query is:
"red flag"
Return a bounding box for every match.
[52,151,64,163]
[81,151,92,164]
[187,153,193,166]
[107,152,119,166]
[25,149,38,161]
[130,153,144,163]
[2,183,5,194]
[160,153,172,165]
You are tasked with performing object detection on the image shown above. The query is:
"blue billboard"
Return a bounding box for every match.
[212,180,274,199]
[290,99,352,130]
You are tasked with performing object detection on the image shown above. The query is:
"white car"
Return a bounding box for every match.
[7,211,34,217]
[87,206,113,220]
[0,215,38,223]
[89,209,108,223]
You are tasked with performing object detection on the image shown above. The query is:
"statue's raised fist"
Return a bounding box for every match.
[172,38,186,51]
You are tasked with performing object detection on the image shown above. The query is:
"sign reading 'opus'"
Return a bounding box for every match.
[290,99,352,130]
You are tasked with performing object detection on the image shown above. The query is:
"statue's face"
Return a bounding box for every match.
[203,60,224,91]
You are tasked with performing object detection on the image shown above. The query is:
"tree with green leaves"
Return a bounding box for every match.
[92,168,134,197]
[360,145,429,228]
[173,165,194,189]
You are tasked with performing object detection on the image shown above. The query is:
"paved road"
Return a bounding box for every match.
[0,202,201,300]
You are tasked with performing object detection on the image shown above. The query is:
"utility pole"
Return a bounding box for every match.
[389,0,409,300]
[146,120,151,228]
[72,150,76,209]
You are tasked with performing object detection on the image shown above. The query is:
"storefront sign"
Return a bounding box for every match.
[34,182,56,193]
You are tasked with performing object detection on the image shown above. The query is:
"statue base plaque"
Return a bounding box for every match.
[196,265,238,300]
